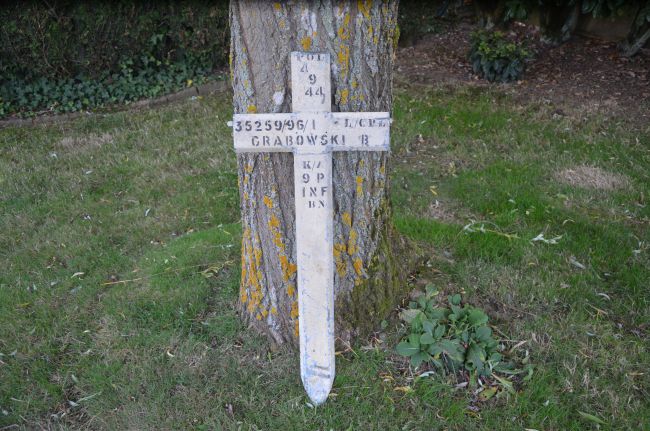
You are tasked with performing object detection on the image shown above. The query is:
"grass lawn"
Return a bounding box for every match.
[1,85,648,429]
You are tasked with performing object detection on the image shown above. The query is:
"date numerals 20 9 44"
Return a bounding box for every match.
[304,73,325,104]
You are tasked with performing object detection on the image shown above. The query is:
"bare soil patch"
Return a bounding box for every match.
[427,200,459,223]
[396,20,650,124]
[555,165,630,191]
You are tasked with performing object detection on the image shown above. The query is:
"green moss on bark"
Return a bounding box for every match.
[335,199,421,342]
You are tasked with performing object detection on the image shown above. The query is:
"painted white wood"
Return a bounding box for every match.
[229,51,391,406]
[232,112,390,153]
[291,51,336,406]
[293,148,334,405]
[290,52,331,113]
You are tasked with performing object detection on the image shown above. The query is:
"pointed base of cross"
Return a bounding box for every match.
[303,374,334,406]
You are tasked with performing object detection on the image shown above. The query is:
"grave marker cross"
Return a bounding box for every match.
[229,52,390,405]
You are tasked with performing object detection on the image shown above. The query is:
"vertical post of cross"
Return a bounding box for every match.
[290,52,335,406]
[230,51,391,406]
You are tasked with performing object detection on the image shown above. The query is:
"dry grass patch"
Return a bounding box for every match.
[56,132,113,150]
[554,165,630,191]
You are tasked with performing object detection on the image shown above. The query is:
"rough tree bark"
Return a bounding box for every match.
[230,0,414,346]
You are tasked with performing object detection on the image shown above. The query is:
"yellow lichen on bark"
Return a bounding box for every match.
[301,36,312,51]
[339,88,349,105]
[342,212,352,227]
[353,257,364,276]
[356,175,363,194]
[268,214,280,229]
[267,212,286,251]
[333,242,348,276]
[358,0,372,19]
[347,229,358,255]
[290,301,299,319]
[279,254,297,282]
[229,51,234,82]
[247,104,257,113]
[337,44,350,78]
[337,13,351,40]
[241,228,264,314]
[263,195,273,208]
[272,232,285,250]
[240,233,248,303]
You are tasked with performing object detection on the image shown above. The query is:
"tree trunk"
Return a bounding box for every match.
[621,4,650,57]
[539,2,579,45]
[473,0,507,29]
[230,0,413,346]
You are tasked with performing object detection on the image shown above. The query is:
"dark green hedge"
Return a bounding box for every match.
[0,0,229,118]
[0,0,229,81]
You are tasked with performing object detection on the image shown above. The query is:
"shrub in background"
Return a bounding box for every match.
[468,29,530,82]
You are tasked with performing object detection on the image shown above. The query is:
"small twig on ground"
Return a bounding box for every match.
[100,261,234,286]
[462,220,520,240]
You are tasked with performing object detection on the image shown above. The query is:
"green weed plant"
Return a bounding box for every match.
[397,287,502,378]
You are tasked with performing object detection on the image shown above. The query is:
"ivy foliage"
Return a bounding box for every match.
[0,0,229,81]
[0,57,214,118]
[396,286,503,376]
[0,0,229,119]
[469,30,530,82]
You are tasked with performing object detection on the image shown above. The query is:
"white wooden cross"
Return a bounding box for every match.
[229,52,390,405]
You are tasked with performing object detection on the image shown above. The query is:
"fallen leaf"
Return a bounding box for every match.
[569,256,586,270]
[493,375,515,394]
[478,386,498,401]
[578,411,606,425]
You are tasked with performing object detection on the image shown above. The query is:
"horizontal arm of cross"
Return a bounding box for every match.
[229,111,391,153]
